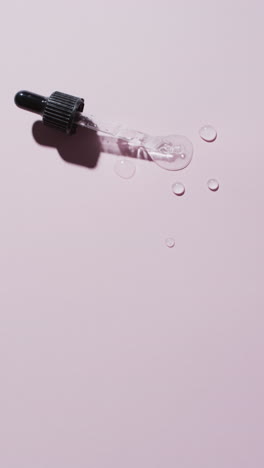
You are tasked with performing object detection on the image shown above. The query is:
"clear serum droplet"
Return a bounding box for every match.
[147,135,193,171]
[199,125,217,142]
[165,238,175,248]
[172,182,185,196]
[207,179,219,191]
[114,157,136,179]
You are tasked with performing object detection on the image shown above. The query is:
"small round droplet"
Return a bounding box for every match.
[165,238,175,248]
[172,182,185,196]
[114,158,136,179]
[207,179,219,191]
[199,125,217,142]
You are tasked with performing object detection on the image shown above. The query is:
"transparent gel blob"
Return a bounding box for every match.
[165,238,175,248]
[114,157,136,179]
[207,179,219,191]
[147,135,193,171]
[199,125,217,142]
[172,182,185,196]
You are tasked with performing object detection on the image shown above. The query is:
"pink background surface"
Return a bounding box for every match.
[0,1,262,467]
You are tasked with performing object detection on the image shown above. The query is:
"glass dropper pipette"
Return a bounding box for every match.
[15,90,193,171]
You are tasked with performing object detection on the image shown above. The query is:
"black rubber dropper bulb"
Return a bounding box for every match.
[15,91,47,114]
[14,90,85,134]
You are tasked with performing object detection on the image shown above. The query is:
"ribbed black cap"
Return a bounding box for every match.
[43,91,84,134]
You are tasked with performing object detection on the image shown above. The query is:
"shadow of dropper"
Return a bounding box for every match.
[32,121,152,169]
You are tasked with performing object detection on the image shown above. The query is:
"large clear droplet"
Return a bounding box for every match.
[147,135,193,171]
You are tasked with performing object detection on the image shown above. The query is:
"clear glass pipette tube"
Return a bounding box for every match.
[75,111,193,171]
